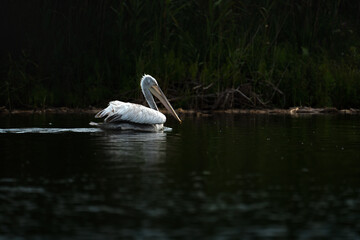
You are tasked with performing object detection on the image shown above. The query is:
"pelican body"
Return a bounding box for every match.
[93,74,181,132]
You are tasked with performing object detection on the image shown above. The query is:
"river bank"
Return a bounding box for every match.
[1,106,360,116]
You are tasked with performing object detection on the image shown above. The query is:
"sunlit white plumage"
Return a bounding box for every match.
[92,74,181,132]
[96,101,166,124]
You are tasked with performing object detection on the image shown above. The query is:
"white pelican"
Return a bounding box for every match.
[92,74,181,132]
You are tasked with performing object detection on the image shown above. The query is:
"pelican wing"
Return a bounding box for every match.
[95,100,166,124]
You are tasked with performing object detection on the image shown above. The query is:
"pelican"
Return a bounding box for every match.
[91,74,181,132]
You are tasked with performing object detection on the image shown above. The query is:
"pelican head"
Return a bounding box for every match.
[141,74,181,123]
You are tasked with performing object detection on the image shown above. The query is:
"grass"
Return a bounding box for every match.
[1,0,360,109]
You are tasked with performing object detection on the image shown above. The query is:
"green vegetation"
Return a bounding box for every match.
[1,1,360,110]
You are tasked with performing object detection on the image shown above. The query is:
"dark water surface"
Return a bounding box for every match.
[0,113,360,239]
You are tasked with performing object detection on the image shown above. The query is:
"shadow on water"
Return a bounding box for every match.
[0,113,360,239]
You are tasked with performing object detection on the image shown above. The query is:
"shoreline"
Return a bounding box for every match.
[1,106,360,116]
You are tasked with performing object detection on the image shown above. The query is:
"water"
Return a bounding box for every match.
[0,113,360,239]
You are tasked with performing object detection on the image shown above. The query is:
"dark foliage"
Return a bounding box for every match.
[1,1,360,109]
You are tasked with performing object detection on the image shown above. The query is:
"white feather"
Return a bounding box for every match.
[95,100,166,125]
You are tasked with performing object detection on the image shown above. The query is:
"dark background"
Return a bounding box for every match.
[1,1,360,109]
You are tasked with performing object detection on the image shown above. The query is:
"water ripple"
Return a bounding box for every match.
[0,128,101,134]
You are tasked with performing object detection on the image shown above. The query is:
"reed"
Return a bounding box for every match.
[1,0,359,109]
